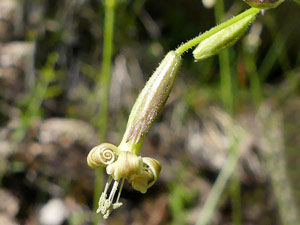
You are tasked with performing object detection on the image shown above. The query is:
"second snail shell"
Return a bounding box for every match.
[129,157,162,193]
[142,157,161,188]
[87,143,119,168]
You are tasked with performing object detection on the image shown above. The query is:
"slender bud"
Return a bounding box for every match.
[243,0,285,9]
[119,51,182,154]
[193,12,258,61]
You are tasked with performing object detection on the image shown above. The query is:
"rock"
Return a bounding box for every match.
[38,198,69,225]
[0,189,19,217]
[0,141,17,158]
[38,118,98,148]
[10,118,99,191]
[186,107,266,182]
[0,42,35,100]
[0,213,18,225]
[0,0,23,41]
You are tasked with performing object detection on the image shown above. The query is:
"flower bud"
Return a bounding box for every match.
[119,51,182,154]
[242,0,284,9]
[193,12,258,61]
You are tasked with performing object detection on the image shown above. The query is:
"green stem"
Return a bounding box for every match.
[214,1,240,223]
[93,0,116,220]
[246,50,262,106]
[214,0,233,114]
[97,0,116,135]
[196,134,242,225]
[230,173,242,225]
[175,7,260,56]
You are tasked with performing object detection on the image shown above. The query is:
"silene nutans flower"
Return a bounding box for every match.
[87,51,181,219]
[87,7,261,219]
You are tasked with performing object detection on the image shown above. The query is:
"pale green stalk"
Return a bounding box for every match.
[245,51,262,106]
[93,0,116,221]
[96,0,116,132]
[214,1,241,224]
[214,0,233,114]
[229,172,242,225]
[196,133,242,225]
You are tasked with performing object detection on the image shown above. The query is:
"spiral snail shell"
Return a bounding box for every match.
[87,143,119,168]
[142,157,161,188]
[129,157,161,193]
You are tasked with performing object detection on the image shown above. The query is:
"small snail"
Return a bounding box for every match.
[129,157,162,193]
[141,157,161,189]
[87,143,120,168]
[243,0,285,9]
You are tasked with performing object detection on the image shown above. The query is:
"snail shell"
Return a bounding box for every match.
[142,157,161,188]
[87,143,119,168]
[129,157,161,193]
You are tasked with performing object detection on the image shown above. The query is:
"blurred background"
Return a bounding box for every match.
[0,0,299,224]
